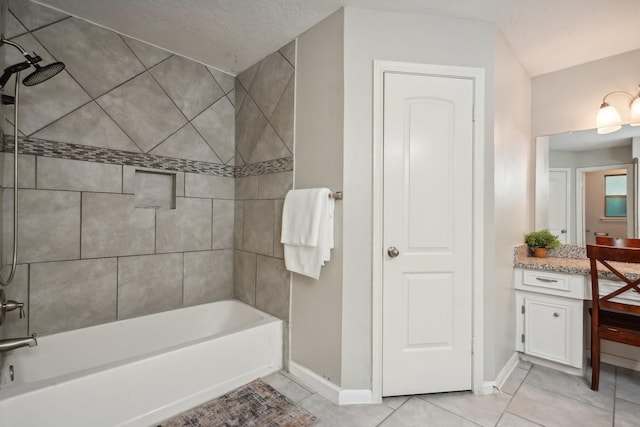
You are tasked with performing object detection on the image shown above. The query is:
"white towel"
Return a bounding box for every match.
[281,188,335,279]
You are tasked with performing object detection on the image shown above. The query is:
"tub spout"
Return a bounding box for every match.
[0,333,37,352]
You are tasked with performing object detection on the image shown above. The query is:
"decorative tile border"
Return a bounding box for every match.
[234,157,294,177]
[2,136,293,178]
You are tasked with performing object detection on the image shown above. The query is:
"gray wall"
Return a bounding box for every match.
[1,0,236,337]
[233,42,295,324]
[291,9,344,386]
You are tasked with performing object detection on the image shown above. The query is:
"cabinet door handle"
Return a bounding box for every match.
[535,278,558,283]
[553,312,560,317]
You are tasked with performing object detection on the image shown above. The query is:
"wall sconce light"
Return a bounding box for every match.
[596,85,640,134]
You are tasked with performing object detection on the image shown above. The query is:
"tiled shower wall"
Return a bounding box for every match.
[233,45,295,326]
[1,0,237,337]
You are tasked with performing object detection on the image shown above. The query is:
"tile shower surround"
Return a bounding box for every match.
[1,0,295,340]
[0,140,293,337]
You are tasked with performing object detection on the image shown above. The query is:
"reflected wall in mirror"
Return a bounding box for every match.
[535,125,640,245]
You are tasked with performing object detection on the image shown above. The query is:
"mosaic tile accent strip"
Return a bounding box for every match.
[156,379,318,427]
[3,136,293,178]
[234,156,294,177]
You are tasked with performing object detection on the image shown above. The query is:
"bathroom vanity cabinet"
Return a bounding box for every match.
[514,269,584,368]
[514,248,640,372]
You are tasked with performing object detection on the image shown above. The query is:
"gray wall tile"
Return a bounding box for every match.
[279,41,296,66]
[274,200,284,258]
[97,72,187,153]
[269,76,295,152]
[184,249,233,306]
[191,97,235,164]
[33,102,140,152]
[235,201,244,250]
[3,189,80,264]
[256,255,290,320]
[237,62,260,91]
[30,258,117,335]
[81,193,155,258]
[8,0,68,31]
[234,81,248,116]
[258,171,293,199]
[2,153,36,189]
[37,157,122,193]
[6,11,27,39]
[185,173,234,199]
[243,200,275,256]
[117,253,182,319]
[121,36,172,69]
[134,170,175,209]
[0,264,29,337]
[156,197,212,253]
[35,17,145,98]
[235,250,256,305]
[213,199,234,249]
[235,176,259,200]
[248,124,291,164]
[151,55,224,120]
[235,96,267,163]
[248,51,294,119]
[150,124,222,164]
[208,67,235,93]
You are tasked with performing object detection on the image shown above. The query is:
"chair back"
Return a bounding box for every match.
[595,236,640,248]
[586,244,640,315]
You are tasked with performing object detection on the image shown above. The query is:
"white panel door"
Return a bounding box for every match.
[382,71,473,396]
[549,169,569,244]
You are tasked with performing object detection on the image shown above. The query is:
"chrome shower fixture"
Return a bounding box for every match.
[0,34,66,287]
[0,33,65,89]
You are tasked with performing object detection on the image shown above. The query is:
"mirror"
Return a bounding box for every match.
[535,125,640,245]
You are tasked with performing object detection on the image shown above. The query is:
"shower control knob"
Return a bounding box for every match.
[387,247,400,258]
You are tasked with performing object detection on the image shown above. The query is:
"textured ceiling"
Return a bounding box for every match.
[34,0,640,76]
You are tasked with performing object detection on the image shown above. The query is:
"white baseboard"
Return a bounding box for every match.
[288,362,374,405]
[339,389,373,405]
[289,362,340,404]
[493,352,520,391]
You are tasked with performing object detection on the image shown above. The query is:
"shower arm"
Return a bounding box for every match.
[0,71,19,286]
[0,34,41,64]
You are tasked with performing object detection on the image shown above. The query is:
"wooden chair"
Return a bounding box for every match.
[586,244,640,391]
[595,236,640,248]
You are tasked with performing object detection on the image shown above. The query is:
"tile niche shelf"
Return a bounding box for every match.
[134,169,177,209]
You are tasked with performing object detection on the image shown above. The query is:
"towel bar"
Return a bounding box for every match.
[330,191,343,200]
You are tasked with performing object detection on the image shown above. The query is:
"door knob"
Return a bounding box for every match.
[387,247,400,258]
[561,229,567,234]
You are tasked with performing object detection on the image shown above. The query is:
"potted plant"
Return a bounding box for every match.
[524,229,561,258]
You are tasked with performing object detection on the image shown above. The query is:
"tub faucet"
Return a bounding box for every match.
[0,333,37,353]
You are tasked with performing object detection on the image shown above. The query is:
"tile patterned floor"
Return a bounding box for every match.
[262,361,640,426]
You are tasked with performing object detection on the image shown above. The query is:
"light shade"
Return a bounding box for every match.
[597,102,622,134]
[630,96,640,126]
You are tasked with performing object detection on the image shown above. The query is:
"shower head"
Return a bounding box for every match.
[23,62,65,86]
[0,33,65,89]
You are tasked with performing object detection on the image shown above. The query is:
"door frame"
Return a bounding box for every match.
[575,163,634,245]
[549,168,572,244]
[371,60,485,402]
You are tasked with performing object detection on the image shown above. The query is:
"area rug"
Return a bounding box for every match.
[155,379,318,427]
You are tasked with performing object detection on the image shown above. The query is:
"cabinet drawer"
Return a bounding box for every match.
[515,269,584,299]
[587,278,640,306]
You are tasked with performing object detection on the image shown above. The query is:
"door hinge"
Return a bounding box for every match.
[521,305,525,314]
[521,334,525,343]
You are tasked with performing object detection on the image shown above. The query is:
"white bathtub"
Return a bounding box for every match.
[0,299,283,427]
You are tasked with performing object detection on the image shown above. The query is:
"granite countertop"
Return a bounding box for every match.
[513,244,640,281]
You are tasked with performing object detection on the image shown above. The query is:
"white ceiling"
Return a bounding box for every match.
[35,0,640,76]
